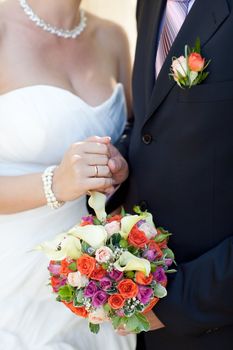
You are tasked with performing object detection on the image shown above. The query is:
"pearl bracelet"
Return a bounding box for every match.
[42,165,64,209]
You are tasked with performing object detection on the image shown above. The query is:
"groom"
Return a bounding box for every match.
[108,0,233,349]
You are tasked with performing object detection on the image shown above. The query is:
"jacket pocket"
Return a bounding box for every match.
[178,81,233,103]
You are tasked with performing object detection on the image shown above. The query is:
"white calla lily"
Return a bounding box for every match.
[35,233,82,260]
[120,215,142,239]
[144,212,155,227]
[114,251,151,276]
[88,191,107,222]
[69,225,107,250]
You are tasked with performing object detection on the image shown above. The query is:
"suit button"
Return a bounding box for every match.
[142,134,152,145]
[139,200,148,211]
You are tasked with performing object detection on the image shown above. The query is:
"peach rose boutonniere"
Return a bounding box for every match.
[170,38,210,88]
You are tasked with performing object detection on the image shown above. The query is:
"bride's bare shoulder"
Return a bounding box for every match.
[0,0,13,36]
[87,12,129,54]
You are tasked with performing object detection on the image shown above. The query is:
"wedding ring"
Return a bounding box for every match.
[94,165,99,177]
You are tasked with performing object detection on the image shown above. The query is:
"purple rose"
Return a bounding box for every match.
[92,291,108,307]
[100,277,112,291]
[84,281,98,297]
[137,285,153,305]
[109,269,123,281]
[143,249,156,262]
[81,216,94,224]
[48,261,61,276]
[153,267,167,284]
[164,258,173,267]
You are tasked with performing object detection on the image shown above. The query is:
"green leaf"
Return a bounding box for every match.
[103,303,112,314]
[133,205,145,214]
[105,287,118,295]
[81,241,91,253]
[150,263,157,272]
[135,303,145,312]
[93,218,102,225]
[125,313,150,333]
[124,308,135,317]
[68,262,77,272]
[166,269,177,274]
[154,233,172,243]
[73,289,84,306]
[112,316,125,329]
[119,239,128,248]
[89,323,100,334]
[125,271,135,279]
[153,283,167,298]
[162,248,175,260]
[194,37,201,54]
[151,260,166,267]
[128,246,139,255]
[125,315,139,332]
[121,207,126,217]
[135,313,150,332]
[110,233,122,246]
[58,285,75,302]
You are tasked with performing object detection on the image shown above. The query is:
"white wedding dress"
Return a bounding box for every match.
[0,84,136,350]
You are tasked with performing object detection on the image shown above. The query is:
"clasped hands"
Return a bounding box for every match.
[52,136,128,202]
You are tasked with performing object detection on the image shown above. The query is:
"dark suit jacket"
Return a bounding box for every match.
[116,0,233,348]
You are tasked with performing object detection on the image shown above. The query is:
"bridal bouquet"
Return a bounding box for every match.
[37,192,175,334]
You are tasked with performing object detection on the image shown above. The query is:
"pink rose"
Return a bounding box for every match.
[188,53,205,72]
[88,307,109,324]
[95,246,113,263]
[67,271,89,288]
[104,221,121,238]
[137,222,157,239]
[171,55,188,81]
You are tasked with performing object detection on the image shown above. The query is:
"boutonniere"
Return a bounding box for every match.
[170,38,210,88]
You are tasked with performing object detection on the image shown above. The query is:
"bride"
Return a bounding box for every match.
[0,0,135,349]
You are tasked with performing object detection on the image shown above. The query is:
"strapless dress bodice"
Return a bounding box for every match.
[0,83,126,175]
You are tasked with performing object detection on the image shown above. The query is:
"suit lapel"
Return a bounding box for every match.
[133,0,165,118]
[144,0,230,124]
[143,0,166,103]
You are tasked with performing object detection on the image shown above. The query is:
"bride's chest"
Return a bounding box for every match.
[0,86,125,167]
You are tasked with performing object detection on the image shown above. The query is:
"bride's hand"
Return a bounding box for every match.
[52,136,113,202]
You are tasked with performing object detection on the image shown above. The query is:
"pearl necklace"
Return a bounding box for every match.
[19,0,87,39]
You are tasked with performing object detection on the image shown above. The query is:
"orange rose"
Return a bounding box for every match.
[107,214,122,223]
[128,226,149,248]
[77,254,96,277]
[50,276,61,291]
[135,271,153,285]
[108,294,125,309]
[90,265,107,280]
[59,259,74,275]
[63,302,88,318]
[142,297,159,314]
[147,240,163,259]
[117,279,138,299]
[188,53,205,72]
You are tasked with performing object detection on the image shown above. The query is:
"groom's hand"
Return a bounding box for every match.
[145,310,165,331]
[108,144,129,185]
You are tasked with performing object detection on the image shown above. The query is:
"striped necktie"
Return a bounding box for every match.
[156,0,190,77]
